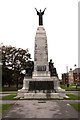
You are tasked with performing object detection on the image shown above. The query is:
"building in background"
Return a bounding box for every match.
[73,68,80,84]
[62,73,68,84]
[62,68,80,85]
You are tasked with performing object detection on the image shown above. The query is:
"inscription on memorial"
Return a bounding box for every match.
[37,65,46,71]
[29,81,54,90]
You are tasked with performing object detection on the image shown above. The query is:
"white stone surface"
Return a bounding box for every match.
[17,92,66,99]
[33,27,50,77]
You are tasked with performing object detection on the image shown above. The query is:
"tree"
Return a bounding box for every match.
[2,66,13,87]
[1,44,33,87]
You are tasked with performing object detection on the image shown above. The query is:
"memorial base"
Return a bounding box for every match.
[17,76,67,99]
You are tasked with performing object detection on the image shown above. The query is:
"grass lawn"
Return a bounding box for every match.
[0,104,14,113]
[2,94,17,100]
[0,92,17,100]
[60,84,80,91]
[66,94,80,100]
[70,103,80,112]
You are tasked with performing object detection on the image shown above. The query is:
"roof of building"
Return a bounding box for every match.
[73,68,80,73]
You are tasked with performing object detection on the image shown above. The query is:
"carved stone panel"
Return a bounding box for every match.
[37,65,46,71]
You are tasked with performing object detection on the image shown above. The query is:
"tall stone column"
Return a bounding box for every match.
[33,26,50,78]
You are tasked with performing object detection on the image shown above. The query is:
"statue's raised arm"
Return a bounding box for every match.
[35,8,37,12]
[43,8,46,12]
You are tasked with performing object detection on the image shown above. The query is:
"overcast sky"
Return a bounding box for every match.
[0,0,79,78]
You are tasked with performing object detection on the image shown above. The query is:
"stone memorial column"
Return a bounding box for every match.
[33,27,50,77]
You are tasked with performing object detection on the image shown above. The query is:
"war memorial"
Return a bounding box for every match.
[17,8,66,98]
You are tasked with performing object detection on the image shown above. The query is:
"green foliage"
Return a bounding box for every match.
[1,44,34,87]
[70,103,80,112]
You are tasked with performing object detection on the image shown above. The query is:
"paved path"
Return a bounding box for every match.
[2,100,80,119]
[0,94,10,97]
[1,100,17,104]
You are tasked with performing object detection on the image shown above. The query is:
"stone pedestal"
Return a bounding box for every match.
[17,26,66,98]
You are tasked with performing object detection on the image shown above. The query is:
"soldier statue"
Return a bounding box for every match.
[49,59,58,78]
